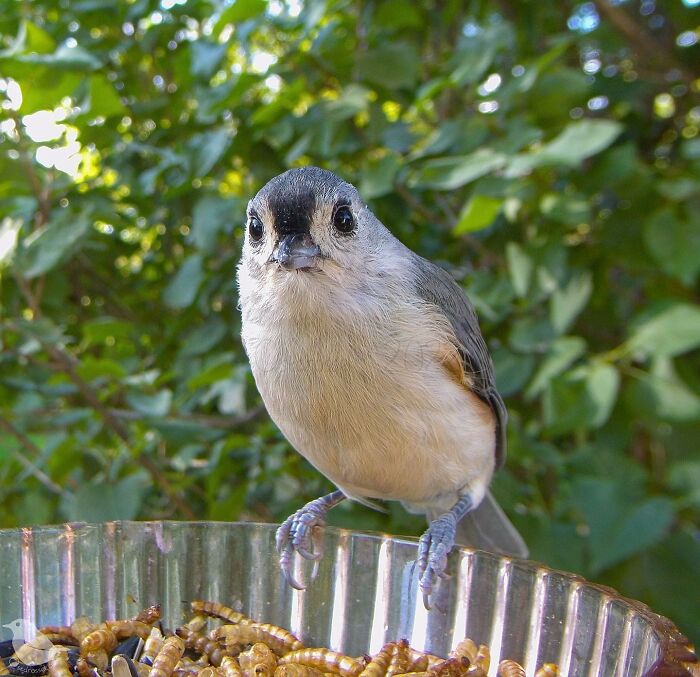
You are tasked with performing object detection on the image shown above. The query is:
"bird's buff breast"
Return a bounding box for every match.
[240,280,495,506]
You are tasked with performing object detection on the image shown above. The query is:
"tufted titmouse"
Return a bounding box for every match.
[237,167,527,606]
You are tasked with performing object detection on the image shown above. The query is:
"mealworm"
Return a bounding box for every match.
[150,636,186,677]
[48,647,72,677]
[278,649,364,677]
[497,660,526,677]
[191,602,253,626]
[238,643,277,677]
[220,657,244,677]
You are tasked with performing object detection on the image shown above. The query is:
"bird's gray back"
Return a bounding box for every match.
[411,254,507,469]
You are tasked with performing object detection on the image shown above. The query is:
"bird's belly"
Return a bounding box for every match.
[244,314,495,506]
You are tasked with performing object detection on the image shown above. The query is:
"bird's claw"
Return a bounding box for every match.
[276,500,329,590]
[416,512,458,609]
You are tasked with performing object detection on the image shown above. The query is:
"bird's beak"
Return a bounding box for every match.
[270,233,321,270]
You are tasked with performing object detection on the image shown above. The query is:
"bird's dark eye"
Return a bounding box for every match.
[248,216,264,242]
[333,205,355,234]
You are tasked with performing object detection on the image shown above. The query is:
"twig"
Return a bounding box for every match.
[6,404,266,432]
[394,182,443,224]
[13,273,41,317]
[0,415,69,497]
[9,291,197,519]
[9,111,51,227]
[434,193,459,226]
[48,345,196,518]
[107,405,266,429]
[395,184,491,261]
[592,0,696,82]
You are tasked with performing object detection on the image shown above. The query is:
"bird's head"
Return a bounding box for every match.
[241,167,382,280]
[3,618,36,640]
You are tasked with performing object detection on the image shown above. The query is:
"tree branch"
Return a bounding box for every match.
[0,416,69,497]
[9,111,51,228]
[8,290,197,519]
[592,0,696,81]
[107,405,266,430]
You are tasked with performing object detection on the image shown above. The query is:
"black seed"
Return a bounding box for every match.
[113,636,143,661]
[0,642,17,660]
[2,657,48,676]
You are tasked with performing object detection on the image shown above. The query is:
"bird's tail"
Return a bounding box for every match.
[427,490,528,559]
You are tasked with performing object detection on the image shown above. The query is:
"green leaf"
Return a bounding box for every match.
[586,362,620,427]
[187,360,234,389]
[526,336,586,399]
[628,303,700,358]
[3,43,102,71]
[515,515,586,572]
[450,43,497,86]
[453,195,503,234]
[17,211,91,278]
[507,119,623,174]
[667,461,700,509]
[20,21,55,54]
[409,149,507,190]
[190,40,227,79]
[63,473,149,521]
[571,477,675,574]
[325,84,371,120]
[550,271,592,333]
[627,357,700,422]
[215,0,266,31]
[75,357,127,381]
[16,491,53,525]
[359,153,400,199]
[509,316,556,353]
[205,376,245,414]
[449,24,512,86]
[543,362,619,434]
[190,194,238,251]
[15,69,82,113]
[644,209,700,286]
[492,348,535,397]
[539,192,591,225]
[515,37,571,92]
[356,43,421,90]
[633,530,700,646]
[539,119,623,165]
[163,254,204,309]
[189,128,231,177]
[656,178,700,201]
[126,389,172,417]
[505,242,533,298]
[81,318,133,345]
[374,0,423,29]
[180,318,229,357]
[86,74,127,118]
[0,218,22,268]
[0,20,55,58]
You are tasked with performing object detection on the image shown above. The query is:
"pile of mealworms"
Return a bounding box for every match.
[0,600,560,677]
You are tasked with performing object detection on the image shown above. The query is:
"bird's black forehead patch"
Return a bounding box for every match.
[252,167,354,235]
[267,187,316,235]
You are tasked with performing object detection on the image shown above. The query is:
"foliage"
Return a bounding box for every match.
[1,0,699,643]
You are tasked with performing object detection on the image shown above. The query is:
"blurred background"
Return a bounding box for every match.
[0,0,698,644]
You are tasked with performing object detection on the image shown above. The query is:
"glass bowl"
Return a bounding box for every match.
[0,521,695,676]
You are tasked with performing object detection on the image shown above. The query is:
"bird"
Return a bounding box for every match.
[3,618,53,666]
[237,166,527,607]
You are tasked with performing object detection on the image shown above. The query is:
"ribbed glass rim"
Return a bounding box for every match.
[0,520,696,676]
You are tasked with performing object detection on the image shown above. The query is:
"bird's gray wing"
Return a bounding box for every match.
[412,254,507,469]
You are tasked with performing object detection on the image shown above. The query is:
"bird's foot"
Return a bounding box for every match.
[416,494,473,609]
[276,490,345,590]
